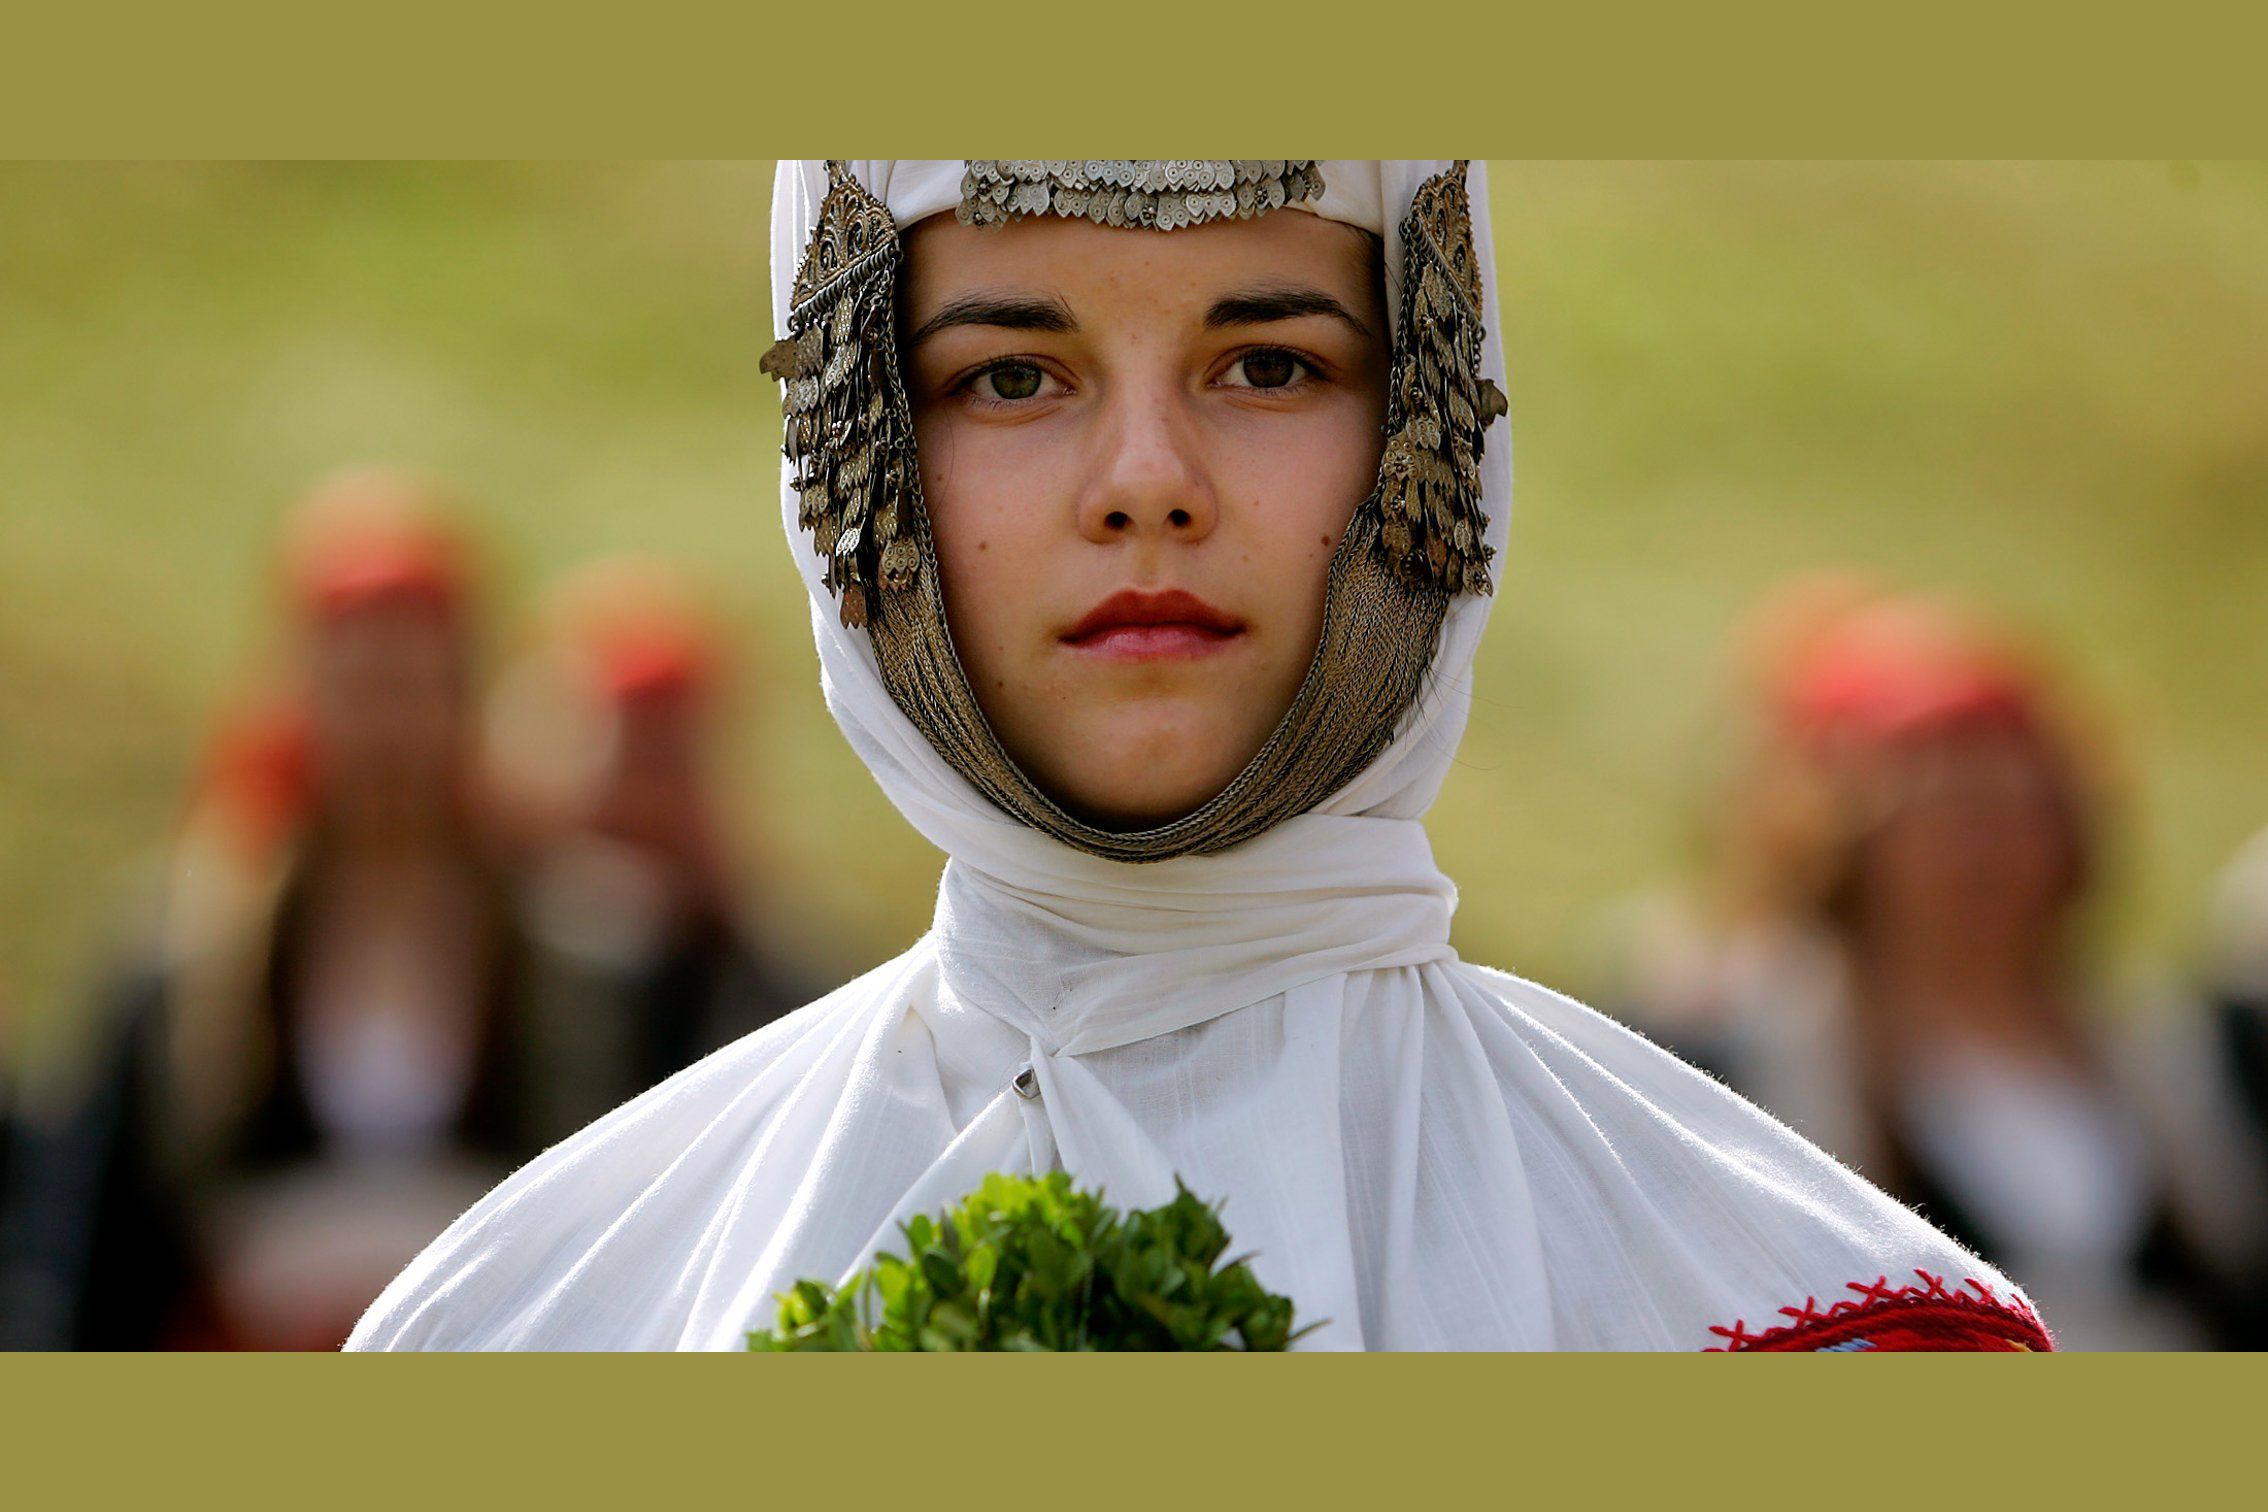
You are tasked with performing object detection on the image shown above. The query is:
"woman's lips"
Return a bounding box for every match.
[1069,623,1239,660]
[1062,588,1244,662]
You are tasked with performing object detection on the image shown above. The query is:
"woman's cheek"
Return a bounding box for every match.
[938,519,1050,705]
[1225,439,1369,574]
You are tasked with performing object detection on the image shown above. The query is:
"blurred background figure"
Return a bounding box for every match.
[0,974,19,1301]
[0,473,803,1350]
[4,470,516,1348]
[1605,576,2268,1350]
[2207,828,2268,1182]
[483,558,808,1131]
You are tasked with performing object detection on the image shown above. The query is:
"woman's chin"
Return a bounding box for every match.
[1037,750,1251,832]
[1006,699,1282,832]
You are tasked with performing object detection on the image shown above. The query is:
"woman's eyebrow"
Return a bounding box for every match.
[1204,286,1374,340]
[908,291,1078,347]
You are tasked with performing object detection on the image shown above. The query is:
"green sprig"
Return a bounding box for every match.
[747,1172,1313,1352]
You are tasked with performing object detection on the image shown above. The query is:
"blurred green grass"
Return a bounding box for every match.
[2,162,2264,1056]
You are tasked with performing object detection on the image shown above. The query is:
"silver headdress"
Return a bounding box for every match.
[763,160,1507,862]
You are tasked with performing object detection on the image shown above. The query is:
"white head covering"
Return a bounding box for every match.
[351,162,2047,1351]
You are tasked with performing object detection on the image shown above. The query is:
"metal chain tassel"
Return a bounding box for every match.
[761,161,925,628]
[1377,161,1508,595]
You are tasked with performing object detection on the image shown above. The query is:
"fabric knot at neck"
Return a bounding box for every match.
[931,811,1458,1057]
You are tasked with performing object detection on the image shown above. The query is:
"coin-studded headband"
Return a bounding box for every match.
[957,160,1325,231]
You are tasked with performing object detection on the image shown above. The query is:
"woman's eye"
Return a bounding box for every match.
[1224,350,1307,390]
[976,363,1046,401]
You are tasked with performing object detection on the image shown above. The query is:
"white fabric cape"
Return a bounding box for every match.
[349,161,2032,1351]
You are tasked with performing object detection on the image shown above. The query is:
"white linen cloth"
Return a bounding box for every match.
[349,162,2032,1351]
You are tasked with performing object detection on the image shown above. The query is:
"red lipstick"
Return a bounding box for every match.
[1062,589,1244,662]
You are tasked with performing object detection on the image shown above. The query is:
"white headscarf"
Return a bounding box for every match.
[350,162,2046,1351]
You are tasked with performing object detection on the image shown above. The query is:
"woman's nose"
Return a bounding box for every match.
[1075,389,1220,545]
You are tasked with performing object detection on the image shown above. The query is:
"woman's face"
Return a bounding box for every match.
[1852,726,2079,950]
[306,599,469,831]
[901,209,1389,828]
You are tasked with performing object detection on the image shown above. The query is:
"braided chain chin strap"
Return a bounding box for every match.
[764,161,1506,862]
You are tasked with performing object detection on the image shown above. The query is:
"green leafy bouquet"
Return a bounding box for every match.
[747,1172,1312,1352]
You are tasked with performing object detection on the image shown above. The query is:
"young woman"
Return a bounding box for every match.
[351,161,2053,1351]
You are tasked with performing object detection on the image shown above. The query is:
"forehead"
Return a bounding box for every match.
[900,208,1382,320]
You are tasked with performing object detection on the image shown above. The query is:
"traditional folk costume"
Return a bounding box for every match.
[350,161,2051,1351]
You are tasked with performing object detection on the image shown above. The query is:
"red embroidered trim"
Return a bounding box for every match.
[1705,1270,2055,1352]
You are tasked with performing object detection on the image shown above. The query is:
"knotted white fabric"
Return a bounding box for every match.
[350,161,2037,1351]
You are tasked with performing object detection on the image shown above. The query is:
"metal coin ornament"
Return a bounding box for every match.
[956,160,1325,231]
